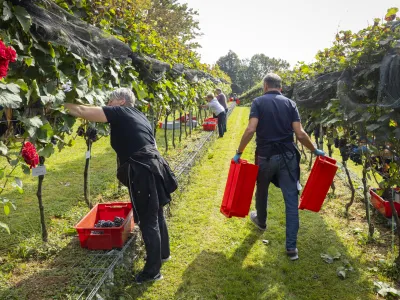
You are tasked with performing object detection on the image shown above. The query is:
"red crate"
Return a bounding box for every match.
[370,188,400,218]
[202,123,216,131]
[202,117,218,131]
[204,117,218,124]
[221,159,259,218]
[75,202,135,250]
[299,156,338,212]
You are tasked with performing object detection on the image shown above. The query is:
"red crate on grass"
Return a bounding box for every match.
[202,117,218,131]
[299,156,338,212]
[75,202,135,250]
[370,188,400,218]
[220,159,259,218]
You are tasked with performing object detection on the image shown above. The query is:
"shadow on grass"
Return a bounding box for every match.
[0,239,86,299]
[174,230,264,299]
[0,235,149,300]
[173,208,373,300]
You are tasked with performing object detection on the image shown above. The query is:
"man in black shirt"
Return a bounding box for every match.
[233,73,324,261]
[65,88,174,283]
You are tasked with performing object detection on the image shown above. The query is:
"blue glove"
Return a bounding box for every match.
[314,149,325,156]
[233,153,242,163]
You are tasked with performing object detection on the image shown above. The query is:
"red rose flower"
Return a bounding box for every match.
[0,49,6,59]
[0,60,9,78]
[6,46,16,62]
[0,40,6,58]
[21,142,40,169]
[0,40,17,79]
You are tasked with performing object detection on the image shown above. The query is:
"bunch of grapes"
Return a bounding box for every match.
[85,127,98,142]
[94,216,125,228]
[77,126,85,137]
[114,217,125,227]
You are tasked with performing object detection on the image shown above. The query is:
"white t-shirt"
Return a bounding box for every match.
[207,98,225,116]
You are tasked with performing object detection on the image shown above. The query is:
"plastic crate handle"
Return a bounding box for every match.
[88,230,110,236]
[104,204,129,209]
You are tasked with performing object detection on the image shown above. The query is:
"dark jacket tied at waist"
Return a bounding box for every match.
[117,145,178,213]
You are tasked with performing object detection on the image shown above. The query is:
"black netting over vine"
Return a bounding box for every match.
[183,69,221,84]
[13,0,132,62]
[129,53,171,83]
[282,85,294,99]
[292,72,342,108]
[12,0,225,84]
[170,63,185,79]
[378,53,400,108]
[337,56,400,112]
[337,66,377,112]
[183,69,199,83]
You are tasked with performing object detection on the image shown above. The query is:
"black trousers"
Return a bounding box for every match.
[217,111,226,137]
[130,167,170,276]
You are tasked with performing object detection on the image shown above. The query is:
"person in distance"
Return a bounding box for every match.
[215,88,228,132]
[203,93,227,138]
[233,73,325,261]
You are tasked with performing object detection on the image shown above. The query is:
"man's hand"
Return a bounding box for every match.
[314,149,325,156]
[233,153,242,164]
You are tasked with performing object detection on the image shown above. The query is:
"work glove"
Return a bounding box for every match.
[314,149,325,156]
[233,153,242,164]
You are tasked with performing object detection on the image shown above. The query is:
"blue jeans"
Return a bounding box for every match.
[255,152,299,250]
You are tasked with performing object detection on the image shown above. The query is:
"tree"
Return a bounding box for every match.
[236,59,252,91]
[216,50,241,85]
[144,0,201,49]
[217,51,289,92]
[248,54,289,85]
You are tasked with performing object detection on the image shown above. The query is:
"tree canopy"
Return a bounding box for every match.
[216,50,289,93]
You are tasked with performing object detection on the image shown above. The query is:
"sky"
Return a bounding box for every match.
[178,0,399,68]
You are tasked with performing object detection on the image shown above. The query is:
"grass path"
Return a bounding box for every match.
[127,107,374,300]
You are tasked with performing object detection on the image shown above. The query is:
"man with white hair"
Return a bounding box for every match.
[233,73,324,261]
[65,88,176,283]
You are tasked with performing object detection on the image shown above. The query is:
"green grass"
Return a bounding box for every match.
[124,108,376,300]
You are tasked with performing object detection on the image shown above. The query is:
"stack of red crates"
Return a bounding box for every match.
[203,117,218,131]
[220,160,259,218]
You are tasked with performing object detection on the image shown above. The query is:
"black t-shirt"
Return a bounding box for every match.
[249,91,300,156]
[102,106,155,163]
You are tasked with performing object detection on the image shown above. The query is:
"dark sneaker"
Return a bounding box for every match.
[135,272,163,284]
[287,248,299,261]
[162,256,171,263]
[250,211,266,231]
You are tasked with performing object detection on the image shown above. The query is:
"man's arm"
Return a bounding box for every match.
[65,103,108,123]
[237,118,258,153]
[292,121,316,151]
